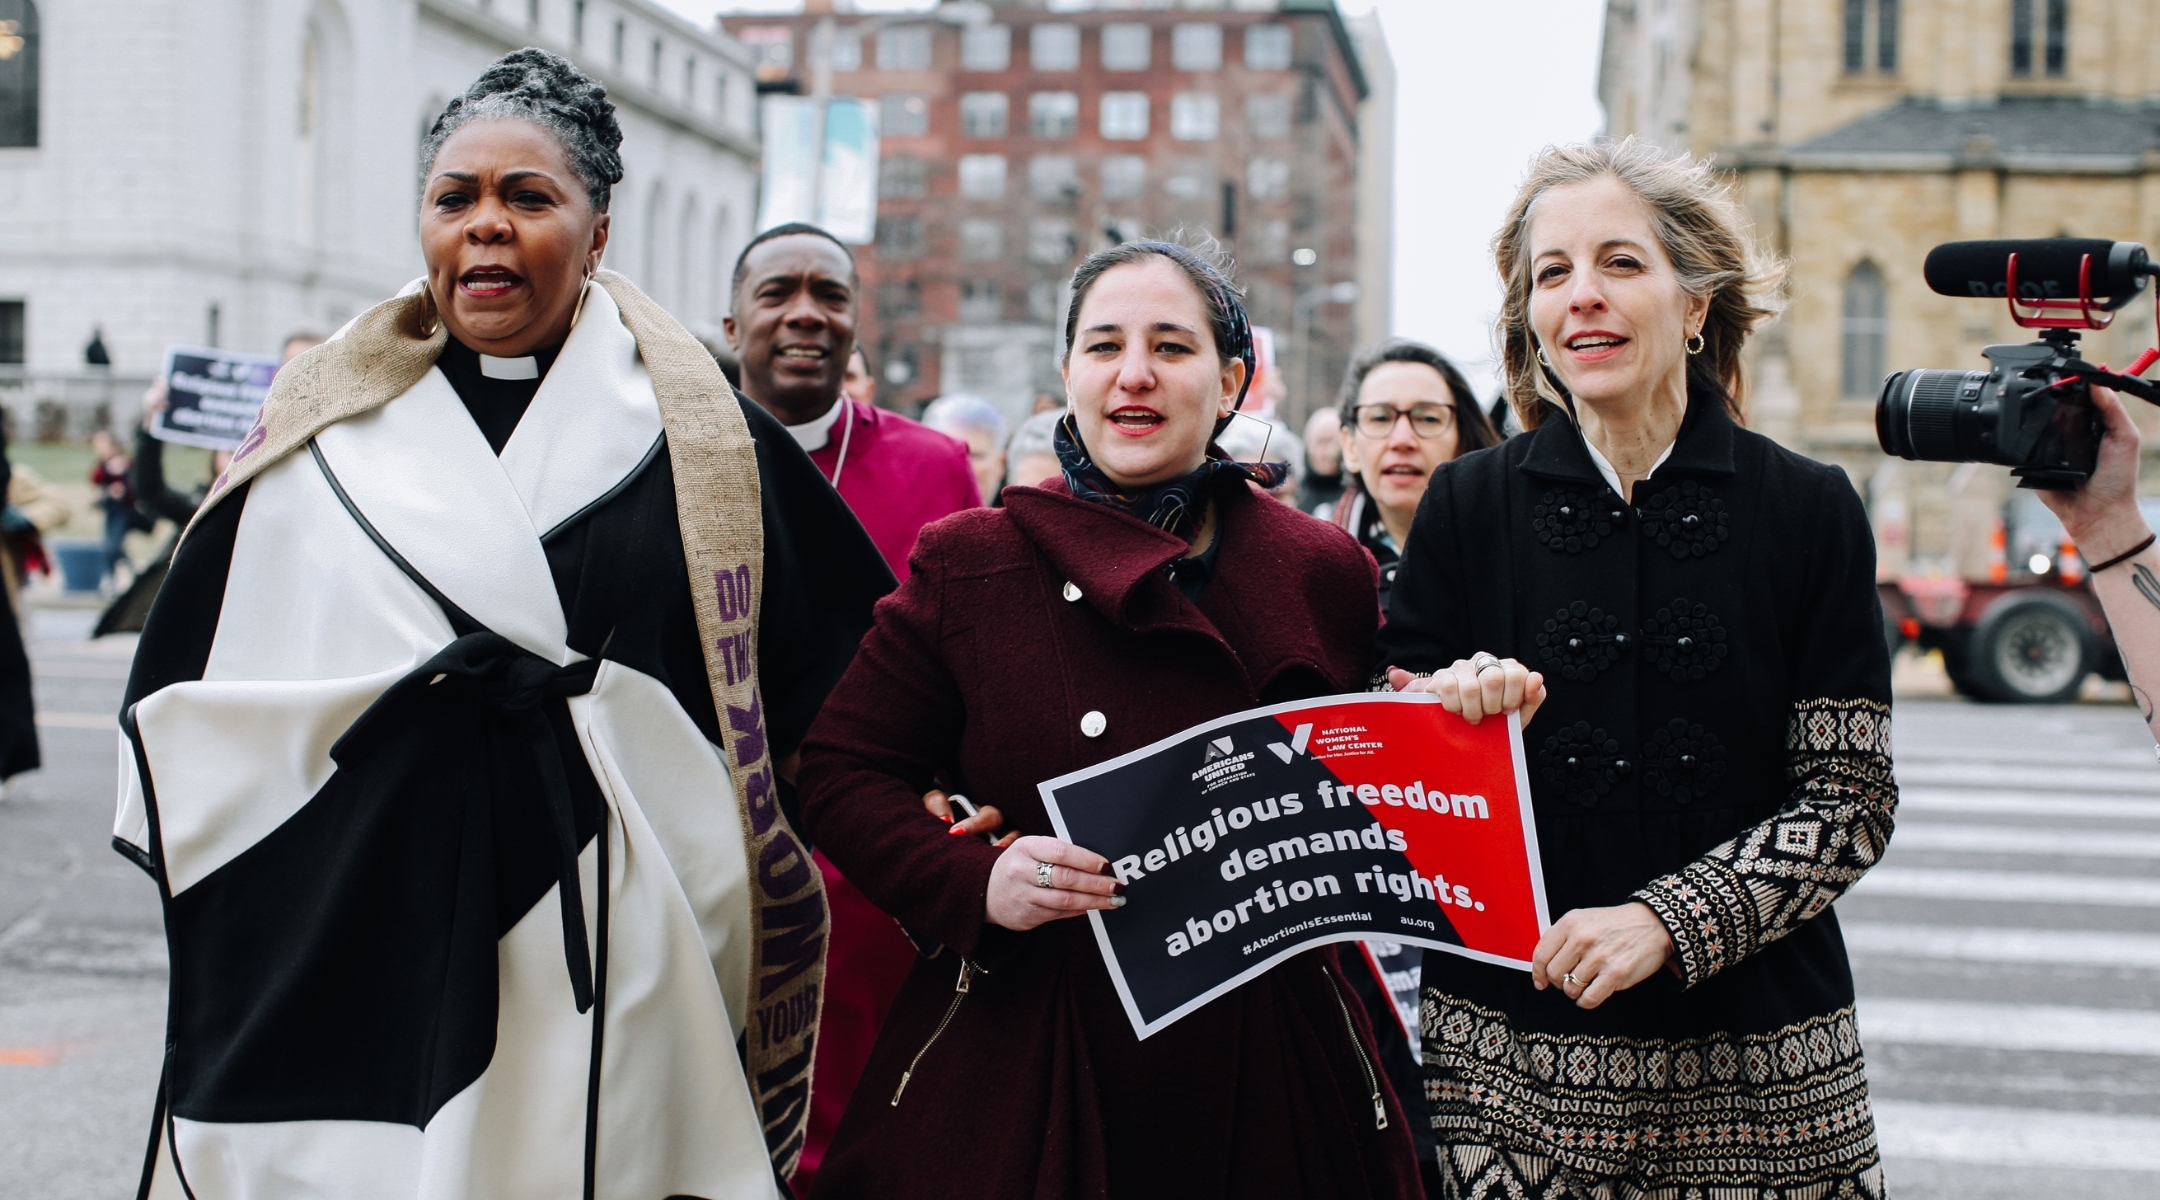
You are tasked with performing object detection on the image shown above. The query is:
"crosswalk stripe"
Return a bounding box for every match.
[1894,761,2158,795]
[1872,1100,2160,1172]
[1843,921,2160,968]
[1850,866,2160,907]
[1858,997,2160,1056]
[1890,824,2160,858]
[1900,787,2160,820]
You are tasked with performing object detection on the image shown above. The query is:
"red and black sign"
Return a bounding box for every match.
[1039,693,1548,1039]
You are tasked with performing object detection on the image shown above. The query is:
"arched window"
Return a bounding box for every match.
[1841,262,1889,400]
[0,0,39,149]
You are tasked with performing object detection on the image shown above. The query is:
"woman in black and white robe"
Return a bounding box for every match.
[112,51,889,1199]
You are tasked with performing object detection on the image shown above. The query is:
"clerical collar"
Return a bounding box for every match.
[479,353,541,380]
[784,398,847,452]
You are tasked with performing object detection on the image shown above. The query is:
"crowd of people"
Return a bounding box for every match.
[98,46,2160,1200]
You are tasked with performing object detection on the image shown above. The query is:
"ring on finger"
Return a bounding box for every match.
[1469,652,1503,675]
[1034,860,1055,889]
[1562,971,1581,988]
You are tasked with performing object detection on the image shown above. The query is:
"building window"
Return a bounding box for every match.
[1028,280,1060,322]
[1029,154,1078,202]
[612,20,626,69]
[1029,91,1079,139]
[2010,0,2068,77]
[1101,155,1146,200]
[1841,262,1888,399]
[960,280,1001,322]
[878,25,934,71]
[881,93,929,138]
[572,0,584,45]
[0,300,22,364]
[1031,23,1080,71]
[960,217,1004,262]
[878,280,921,321]
[1842,0,1898,72]
[527,0,540,29]
[1247,156,1289,200]
[1172,23,1222,72]
[684,58,697,102]
[880,155,928,199]
[1102,24,1150,71]
[961,24,1010,71]
[1244,24,1292,71]
[1029,218,1075,265]
[1100,92,1149,141]
[1170,93,1220,140]
[877,215,925,261]
[1246,93,1291,141]
[960,92,1009,138]
[739,27,791,82]
[958,154,1007,201]
[830,33,861,73]
[651,39,663,86]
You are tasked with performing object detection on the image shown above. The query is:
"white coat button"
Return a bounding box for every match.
[1062,581,1083,602]
[1080,711,1107,738]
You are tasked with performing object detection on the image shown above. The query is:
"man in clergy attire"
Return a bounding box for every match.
[726,224,981,580]
[724,223,980,1190]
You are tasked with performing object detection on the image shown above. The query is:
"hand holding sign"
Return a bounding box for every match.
[1039,692,1549,1040]
[987,836,1121,931]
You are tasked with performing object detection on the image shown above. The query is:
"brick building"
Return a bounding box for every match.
[724,0,1382,429]
[1600,0,2160,576]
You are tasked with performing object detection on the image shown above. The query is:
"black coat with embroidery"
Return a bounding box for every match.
[1376,397,1897,1040]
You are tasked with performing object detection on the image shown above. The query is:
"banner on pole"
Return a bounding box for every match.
[1039,692,1547,1040]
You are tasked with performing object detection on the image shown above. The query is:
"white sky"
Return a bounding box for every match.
[669,0,1610,397]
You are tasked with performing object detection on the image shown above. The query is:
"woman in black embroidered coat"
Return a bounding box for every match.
[1377,141,1896,1199]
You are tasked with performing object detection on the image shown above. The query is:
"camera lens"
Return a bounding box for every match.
[1878,369,1994,462]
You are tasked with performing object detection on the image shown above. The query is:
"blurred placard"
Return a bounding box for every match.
[155,345,279,450]
[818,98,879,244]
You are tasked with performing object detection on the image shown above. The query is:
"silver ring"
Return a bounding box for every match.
[1563,971,1580,988]
[1471,652,1504,676]
[1034,860,1055,889]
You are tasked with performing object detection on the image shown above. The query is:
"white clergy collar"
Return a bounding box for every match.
[479,353,541,380]
[784,398,846,452]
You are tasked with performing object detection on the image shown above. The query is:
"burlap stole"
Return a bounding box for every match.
[189,269,826,1175]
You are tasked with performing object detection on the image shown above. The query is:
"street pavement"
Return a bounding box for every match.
[0,606,2154,1197]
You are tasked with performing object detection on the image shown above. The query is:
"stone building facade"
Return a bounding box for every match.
[724,0,1385,430]
[0,0,760,433]
[1600,0,2160,576]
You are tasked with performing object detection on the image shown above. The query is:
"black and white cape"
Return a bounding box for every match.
[113,277,889,1199]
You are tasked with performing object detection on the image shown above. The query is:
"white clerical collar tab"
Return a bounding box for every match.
[784,399,846,452]
[479,354,541,381]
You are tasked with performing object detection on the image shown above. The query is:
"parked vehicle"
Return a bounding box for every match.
[1880,495,2160,703]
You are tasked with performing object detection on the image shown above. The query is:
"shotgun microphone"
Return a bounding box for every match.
[1922,239,2152,308]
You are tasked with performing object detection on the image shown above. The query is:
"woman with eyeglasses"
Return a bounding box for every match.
[1334,341,1501,605]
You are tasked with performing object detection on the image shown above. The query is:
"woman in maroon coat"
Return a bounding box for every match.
[798,242,1421,1200]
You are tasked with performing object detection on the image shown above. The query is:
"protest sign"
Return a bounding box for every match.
[1038,692,1547,1040]
[154,345,279,450]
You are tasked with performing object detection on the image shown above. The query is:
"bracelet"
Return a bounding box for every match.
[2085,532,2157,574]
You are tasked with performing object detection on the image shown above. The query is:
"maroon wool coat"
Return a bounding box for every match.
[798,479,1422,1200]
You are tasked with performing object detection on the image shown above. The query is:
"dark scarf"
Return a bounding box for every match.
[1053,413,1290,543]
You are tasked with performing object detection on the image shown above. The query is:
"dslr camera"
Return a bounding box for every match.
[1876,238,2160,489]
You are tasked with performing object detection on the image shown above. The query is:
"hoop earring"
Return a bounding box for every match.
[1686,333,1705,355]
[418,287,440,338]
[570,271,593,330]
[1536,347,1553,368]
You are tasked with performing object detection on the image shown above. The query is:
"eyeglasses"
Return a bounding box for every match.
[1351,402,1456,440]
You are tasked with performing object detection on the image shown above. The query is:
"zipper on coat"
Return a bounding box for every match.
[891,957,977,1105]
[1327,969,1389,1131]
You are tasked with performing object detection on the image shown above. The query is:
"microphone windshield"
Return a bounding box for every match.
[1923,238,2149,304]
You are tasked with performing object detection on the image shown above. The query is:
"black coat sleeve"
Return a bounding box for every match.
[739,392,897,764]
[132,426,204,525]
[1630,467,1898,986]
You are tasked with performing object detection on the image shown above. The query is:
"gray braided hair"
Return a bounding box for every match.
[421,48,625,213]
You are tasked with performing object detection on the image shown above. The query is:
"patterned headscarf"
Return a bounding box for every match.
[1054,413,1289,544]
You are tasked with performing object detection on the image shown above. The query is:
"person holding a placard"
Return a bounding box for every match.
[1379,140,1898,1200]
[797,240,1422,1200]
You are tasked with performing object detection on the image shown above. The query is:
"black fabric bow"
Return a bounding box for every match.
[333,632,605,1011]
